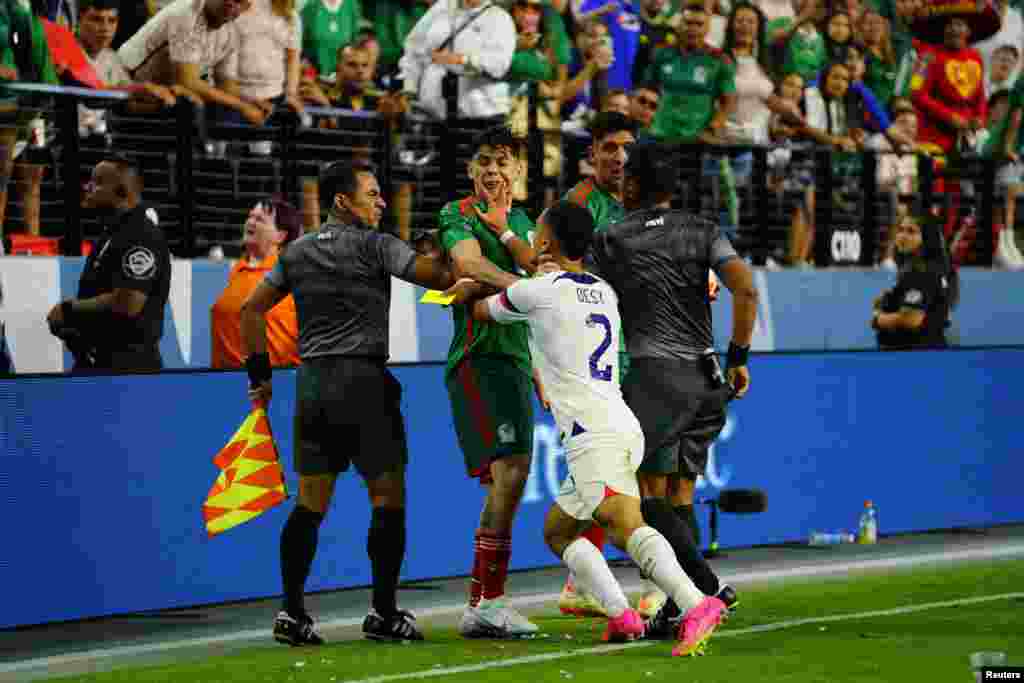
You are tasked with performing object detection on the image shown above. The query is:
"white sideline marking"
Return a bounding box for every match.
[344,592,1024,683]
[2,542,1023,675]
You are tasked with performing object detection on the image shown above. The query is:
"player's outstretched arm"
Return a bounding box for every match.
[406,254,456,291]
[450,239,521,290]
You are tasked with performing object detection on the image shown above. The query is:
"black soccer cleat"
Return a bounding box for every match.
[716,584,739,615]
[363,609,424,642]
[273,610,325,646]
[643,599,682,641]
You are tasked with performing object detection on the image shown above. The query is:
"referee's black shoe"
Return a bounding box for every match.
[273,610,325,646]
[643,600,682,641]
[644,585,738,641]
[363,609,424,642]
[716,584,739,616]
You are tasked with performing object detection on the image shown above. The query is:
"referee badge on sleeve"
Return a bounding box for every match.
[123,246,157,280]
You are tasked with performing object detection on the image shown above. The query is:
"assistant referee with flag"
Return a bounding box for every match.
[241,162,457,646]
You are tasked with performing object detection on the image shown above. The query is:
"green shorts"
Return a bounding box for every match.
[446,355,535,484]
[293,356,408,480]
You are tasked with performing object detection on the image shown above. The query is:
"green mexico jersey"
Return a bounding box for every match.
[564,178,625,231]
[645,46,736,143]
[439,196,535,379]
[865,54,898,106]
[782,27,826,82]
[301,0,362,77]
[982,81,1024,158]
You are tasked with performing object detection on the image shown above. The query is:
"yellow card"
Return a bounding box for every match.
[420,289,456,306]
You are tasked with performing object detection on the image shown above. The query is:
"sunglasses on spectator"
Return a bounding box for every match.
[635,96,659,110]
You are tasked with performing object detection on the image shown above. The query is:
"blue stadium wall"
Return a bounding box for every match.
[1,348,1021,628]
[2,258,1024,373]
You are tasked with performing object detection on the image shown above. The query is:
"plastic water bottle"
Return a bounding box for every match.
[809,531,854,546]
[858,501,878,544]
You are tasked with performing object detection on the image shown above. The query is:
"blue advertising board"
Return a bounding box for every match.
[1,348,1021,628]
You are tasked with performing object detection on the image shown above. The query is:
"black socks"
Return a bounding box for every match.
[280,505,324,616]
[674,504,701,549]
[641,497,719,597]
[367,506,407,620]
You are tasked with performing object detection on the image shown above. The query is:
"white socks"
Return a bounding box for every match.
[562,538,629,618]
[626,526,705,612]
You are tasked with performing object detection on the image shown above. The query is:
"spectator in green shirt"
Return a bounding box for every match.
[300,0,363,80]
[372,0,429,78]
[644,0,737,143]
[771,0,827,81]
[862,10,899,105]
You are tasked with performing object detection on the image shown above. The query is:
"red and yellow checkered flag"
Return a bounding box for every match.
[202,406,288,537]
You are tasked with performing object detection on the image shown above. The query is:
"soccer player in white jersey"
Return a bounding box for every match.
[447,201,727,655]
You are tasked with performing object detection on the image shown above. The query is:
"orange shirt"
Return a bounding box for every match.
[211,252,300,368]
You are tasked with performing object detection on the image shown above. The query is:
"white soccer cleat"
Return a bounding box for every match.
[460,599,539,638]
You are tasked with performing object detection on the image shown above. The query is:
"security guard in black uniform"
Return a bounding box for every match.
[872,212,954,350]
[46,155,170,372]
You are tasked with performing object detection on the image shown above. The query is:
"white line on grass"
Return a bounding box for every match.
[2,541,1023,675]
[342,591,1024,683]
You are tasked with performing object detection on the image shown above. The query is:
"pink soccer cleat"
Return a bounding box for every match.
[672,596,726,657]
[602,608,645,643]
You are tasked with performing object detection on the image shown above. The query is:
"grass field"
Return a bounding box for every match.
[53,559,1024,683]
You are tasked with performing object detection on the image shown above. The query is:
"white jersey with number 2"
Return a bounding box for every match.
[487,271,642,444]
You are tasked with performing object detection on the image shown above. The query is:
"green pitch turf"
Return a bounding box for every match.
[54,558,1024,683]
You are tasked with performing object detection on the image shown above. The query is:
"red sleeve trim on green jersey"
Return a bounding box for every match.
[568,179,595,208]
[458,195,478,216]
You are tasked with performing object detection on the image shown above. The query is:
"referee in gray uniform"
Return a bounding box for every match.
[589,142,759,637]
[241,161,457,646]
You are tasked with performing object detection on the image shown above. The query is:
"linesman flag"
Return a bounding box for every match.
[203,407,288,537]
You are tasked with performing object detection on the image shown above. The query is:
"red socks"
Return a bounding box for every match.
[470,531,512,604]
[581,524,606,551]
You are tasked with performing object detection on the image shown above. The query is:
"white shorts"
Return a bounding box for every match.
[555,431,645,521]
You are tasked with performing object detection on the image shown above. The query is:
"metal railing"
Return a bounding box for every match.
[0,82,1004,267]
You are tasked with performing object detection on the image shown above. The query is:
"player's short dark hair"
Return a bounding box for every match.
[471,125,524,158]
[624,142,678,204]
[682,0,708,13]
[544,200,595,261]
[319,161,374,211]
[589,111,638,145]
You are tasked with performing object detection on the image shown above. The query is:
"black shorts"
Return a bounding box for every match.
[623,357,729,478]
[294,356,408,480]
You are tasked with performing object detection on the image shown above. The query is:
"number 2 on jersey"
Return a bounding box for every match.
[586,313,612,381]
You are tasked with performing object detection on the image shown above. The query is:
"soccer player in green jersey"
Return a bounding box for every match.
[438,126,541,639]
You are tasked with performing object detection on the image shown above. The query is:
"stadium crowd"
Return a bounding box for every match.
[0,0,1022,267]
